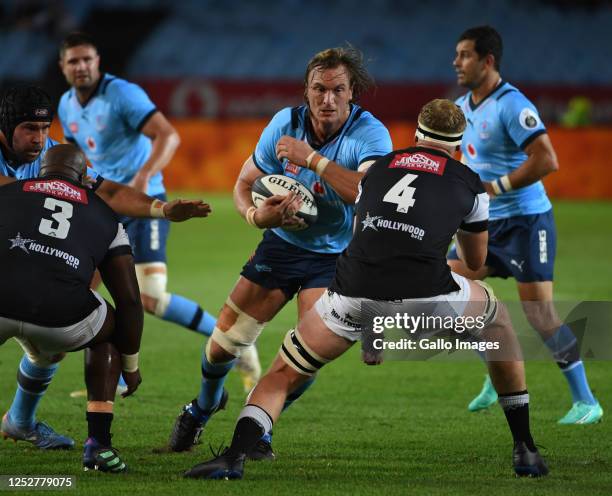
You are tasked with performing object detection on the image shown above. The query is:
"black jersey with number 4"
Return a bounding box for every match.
[0,176,132,326]
[330,146,488,299]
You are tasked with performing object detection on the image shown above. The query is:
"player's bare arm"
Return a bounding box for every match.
[456,230,488,271]
[275,135,364,204]
[484,134,559,196]
[0,174,16,186]
[233,156,304,229]
[98,252,143,397]
[128,112,180,193]
[95,178,211,221]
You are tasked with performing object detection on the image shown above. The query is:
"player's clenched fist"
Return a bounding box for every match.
[275,136,314,167]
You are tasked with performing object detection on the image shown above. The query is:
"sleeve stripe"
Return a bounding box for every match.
[251,153,268,174]
[106,245,133,259]
[136,108,159,132]
[360,155,384,164]
[459,220,488,232]
[91,175,105,192]
[520,129,547,150]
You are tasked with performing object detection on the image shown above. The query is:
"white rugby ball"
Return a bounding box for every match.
[251,174,318,230]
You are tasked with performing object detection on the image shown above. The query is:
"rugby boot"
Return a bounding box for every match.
[512,441,549,477]
[558,400,603,425]
[83,437,127,473]
[168,388,229,452]
[247,431,275,461]
[1,413,74,450]
[235,344,262,393]
[467,374,498,412]
[184,449,245,480]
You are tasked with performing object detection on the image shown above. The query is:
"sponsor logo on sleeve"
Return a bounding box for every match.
[388,152,447,175]
[519,108,540,130]
[23,180,88,204]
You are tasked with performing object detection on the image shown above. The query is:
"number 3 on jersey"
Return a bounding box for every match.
[383,173,417,213]
[39,198,73,239]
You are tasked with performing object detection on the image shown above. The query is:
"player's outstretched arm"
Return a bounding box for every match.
[0,173,16,187]
[99,252,144,397]
[95,178,211,221]
[275,135,364,204]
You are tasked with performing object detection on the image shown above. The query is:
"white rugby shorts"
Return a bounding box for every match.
[315,272,472,342]
[0,291,107,361]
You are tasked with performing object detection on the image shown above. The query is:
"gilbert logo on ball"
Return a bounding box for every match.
[251,174,318,230]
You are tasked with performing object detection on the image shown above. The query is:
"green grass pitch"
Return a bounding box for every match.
[1,195,611,495]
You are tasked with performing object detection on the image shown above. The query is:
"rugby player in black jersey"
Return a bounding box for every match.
[0,145,143,472]
[183,99,548,480]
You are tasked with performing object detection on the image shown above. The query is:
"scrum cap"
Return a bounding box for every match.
[0,85,54,148]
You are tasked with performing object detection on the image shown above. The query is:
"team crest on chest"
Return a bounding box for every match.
[479,120,491,140]
[86,136,97,151]
[69,122,78,134]
[466,143,478,159]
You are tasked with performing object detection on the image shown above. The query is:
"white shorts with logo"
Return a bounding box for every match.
[315,273,472,342]
[0,291,107,362]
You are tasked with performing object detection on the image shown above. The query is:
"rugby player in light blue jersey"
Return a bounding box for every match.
[0,85,212,451]
[449,26,602,424]
[168,46,392,458]
[56,33,221,350]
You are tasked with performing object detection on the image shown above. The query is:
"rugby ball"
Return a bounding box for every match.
[251,174,318,230]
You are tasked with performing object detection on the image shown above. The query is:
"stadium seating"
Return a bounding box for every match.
[1,0,611,83]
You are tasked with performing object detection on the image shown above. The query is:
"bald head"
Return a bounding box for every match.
[39,144,87,182]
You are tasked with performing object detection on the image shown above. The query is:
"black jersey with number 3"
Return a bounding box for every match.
[0,176,132,326]
[331,147,488,299]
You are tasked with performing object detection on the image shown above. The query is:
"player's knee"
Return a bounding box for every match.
[472,280,500,336]
[208,298,266,360]
[135,263,170,317]
[279,328,329,377]
[27,351,66,367]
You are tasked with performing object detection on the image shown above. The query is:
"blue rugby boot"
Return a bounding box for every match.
[1,413,74,450]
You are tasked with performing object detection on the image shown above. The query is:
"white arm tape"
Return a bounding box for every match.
[121,353,139,373]
[150,199,167,218]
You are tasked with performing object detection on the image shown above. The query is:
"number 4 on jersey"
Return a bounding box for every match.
[383,173,417,213]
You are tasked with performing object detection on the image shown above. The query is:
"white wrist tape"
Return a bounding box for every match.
[150,199,167,218]
[121,353,139,373]
[245,206,260,228]
[315,157,330,176]
[500,175,513,192]
[491,180,503,196]
[305,150,318,168]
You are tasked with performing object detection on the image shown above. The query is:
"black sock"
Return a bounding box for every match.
[227,417,265,457]
[498,390,536,451]
[86,411,113,447]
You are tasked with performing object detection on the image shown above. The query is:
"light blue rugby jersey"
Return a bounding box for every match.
[253,104,392,254]
[1,137,101,183]
[0,137,57,179]
[58,73,163,196]
[456,81,552,220]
